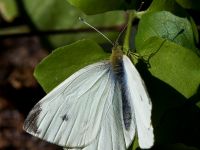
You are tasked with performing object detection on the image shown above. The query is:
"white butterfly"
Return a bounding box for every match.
[23,44,154,150]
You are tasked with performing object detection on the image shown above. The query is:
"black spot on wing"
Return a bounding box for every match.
[24,102,42,134]
[61,114,68,121]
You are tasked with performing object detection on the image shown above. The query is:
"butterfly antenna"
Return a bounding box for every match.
[137,1,145,11]
[115,24,128,45]
[79,17,114,46]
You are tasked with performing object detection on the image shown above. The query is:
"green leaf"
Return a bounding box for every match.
[137,36,200,98]
[66,0,140,15]
[135,11,197,52]
[0,0,18,22]
[131,136,139,150]
[23,0,126,47]
[176,0,200,11]
[34,39,109,93]
[67,0,124,15]
[197,101,200,108]
[147,0,186,15]
[189,17,199,44]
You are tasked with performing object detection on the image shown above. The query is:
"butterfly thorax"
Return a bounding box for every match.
[110,45,123,76]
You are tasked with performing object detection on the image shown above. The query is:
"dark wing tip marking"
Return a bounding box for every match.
[24,102,42,134]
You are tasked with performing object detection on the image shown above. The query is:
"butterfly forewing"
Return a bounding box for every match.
[24,61,120,148]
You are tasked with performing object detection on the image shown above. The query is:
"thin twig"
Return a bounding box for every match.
[0,26,123,39]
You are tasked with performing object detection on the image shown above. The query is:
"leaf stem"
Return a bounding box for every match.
[123,11,135,54]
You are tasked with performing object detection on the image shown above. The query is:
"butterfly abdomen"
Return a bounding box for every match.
[110,46,132,130]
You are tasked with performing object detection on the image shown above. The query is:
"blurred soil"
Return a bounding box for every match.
[0,37,62,150]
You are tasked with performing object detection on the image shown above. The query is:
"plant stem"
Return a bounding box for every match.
[123,11,135,54]
[0,26,122,39]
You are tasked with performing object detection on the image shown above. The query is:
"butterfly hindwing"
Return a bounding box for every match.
[123,55,154,148]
